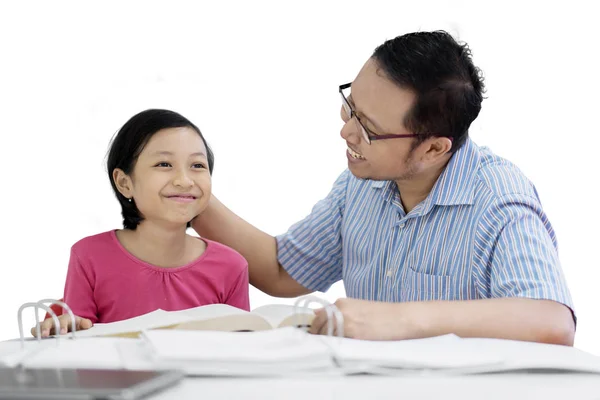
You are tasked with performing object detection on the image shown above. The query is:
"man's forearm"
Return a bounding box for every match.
[192,195,279,287]
[192,195,310,297]
[396,297,575,345]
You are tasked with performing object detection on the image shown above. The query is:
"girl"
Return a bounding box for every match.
[33,109,249,336]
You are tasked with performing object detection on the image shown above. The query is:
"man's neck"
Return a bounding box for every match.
[395,160,450,214]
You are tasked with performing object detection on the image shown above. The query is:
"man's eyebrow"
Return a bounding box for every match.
[348,94,386,133]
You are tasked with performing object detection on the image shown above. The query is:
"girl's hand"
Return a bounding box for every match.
[30,314,93,337]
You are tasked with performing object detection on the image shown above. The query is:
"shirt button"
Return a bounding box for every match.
[386,270,393,278]
[398,222,405,228]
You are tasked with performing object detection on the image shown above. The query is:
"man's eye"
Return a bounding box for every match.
[192,163,206,169]
[155,162,171,167]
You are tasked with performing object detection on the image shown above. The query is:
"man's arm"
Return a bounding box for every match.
[192,195,311,297]
[406,297,574,345]
[312,297,575,345]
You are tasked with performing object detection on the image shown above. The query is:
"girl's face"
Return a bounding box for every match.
[114,127,212,229]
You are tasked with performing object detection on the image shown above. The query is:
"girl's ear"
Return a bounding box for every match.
[113,168,134,199]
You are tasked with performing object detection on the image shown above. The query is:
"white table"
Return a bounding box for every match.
[148,372,600,400]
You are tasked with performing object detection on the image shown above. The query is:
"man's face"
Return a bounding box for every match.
[340,58,422,182]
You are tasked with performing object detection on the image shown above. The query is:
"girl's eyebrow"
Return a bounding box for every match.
[150,150,206,157]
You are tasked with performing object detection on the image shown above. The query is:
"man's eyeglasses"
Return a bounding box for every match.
[340,83,456,146]
[339,83,420,145]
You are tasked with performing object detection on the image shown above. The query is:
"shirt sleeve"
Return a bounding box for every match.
[473,193,575,314]
[275,170,350,293]
[63,247,99,323]
[224,265,250,311]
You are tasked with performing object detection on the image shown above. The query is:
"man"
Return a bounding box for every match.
[36,31,575,344]
[193,30,575,345]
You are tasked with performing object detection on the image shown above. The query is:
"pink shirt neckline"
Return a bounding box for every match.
[109,229,211,273]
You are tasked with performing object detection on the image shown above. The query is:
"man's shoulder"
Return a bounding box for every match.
[473,146,539,200]
[319,169,385,210]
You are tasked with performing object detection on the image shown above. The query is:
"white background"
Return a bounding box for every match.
[1,1,598,353]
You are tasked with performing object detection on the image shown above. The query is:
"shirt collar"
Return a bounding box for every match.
[370,138,481,211]
[427,137,480,207]
[370,179,396,203]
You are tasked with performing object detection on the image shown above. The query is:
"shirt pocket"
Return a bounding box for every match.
[401,266,456,302]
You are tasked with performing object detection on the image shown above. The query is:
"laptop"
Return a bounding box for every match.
[0,367,184,399]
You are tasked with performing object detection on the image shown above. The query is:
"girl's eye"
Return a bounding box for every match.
[155,162,171,168]
[192,163,206,169]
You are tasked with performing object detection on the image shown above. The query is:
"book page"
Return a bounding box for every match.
[169,303,274,332]
[73,309,191,338]
[320,334,504,370]
[72,304,310,337]
[251,304,315,328]
[74,304,257,338]
[143,327,329,362]
[458,338,600,374]
[175,303,249,320]
[0,340,53,367]
[19,337,133,370]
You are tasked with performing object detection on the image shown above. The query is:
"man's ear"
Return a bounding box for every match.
[423,137,453,162]
[113,168,133,199]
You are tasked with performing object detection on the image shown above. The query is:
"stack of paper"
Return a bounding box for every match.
[142,327,335,376]
[3,329,600,377]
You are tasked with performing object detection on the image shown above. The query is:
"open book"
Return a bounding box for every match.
[141,329,501,376]
[7,298,600,378]
[74,304,315,339]
[140,329,600,377]
[5,327,600,377]
[5,303,600,377]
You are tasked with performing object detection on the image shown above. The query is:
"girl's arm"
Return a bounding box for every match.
[63,248,99,323]
[224,264,250,311]
[32,248,96,337]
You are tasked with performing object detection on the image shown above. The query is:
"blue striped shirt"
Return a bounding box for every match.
[276,139,574,311]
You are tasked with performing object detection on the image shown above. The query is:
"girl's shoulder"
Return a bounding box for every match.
[71,230,119,254]
[196,238,248,270]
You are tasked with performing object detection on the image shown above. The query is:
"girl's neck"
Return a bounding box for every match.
[117,221,205,268]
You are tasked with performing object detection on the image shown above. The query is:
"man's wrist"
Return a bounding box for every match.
[385,301,435,340]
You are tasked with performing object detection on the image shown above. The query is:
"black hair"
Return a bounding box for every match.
[372,30,485,152]
[107,109,214,230]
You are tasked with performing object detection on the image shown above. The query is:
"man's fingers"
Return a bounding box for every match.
[309,308,327,335]
[318,318,330,335]
[309,306,345,337]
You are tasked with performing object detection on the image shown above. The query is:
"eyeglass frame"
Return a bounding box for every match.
[339,82,452,145]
